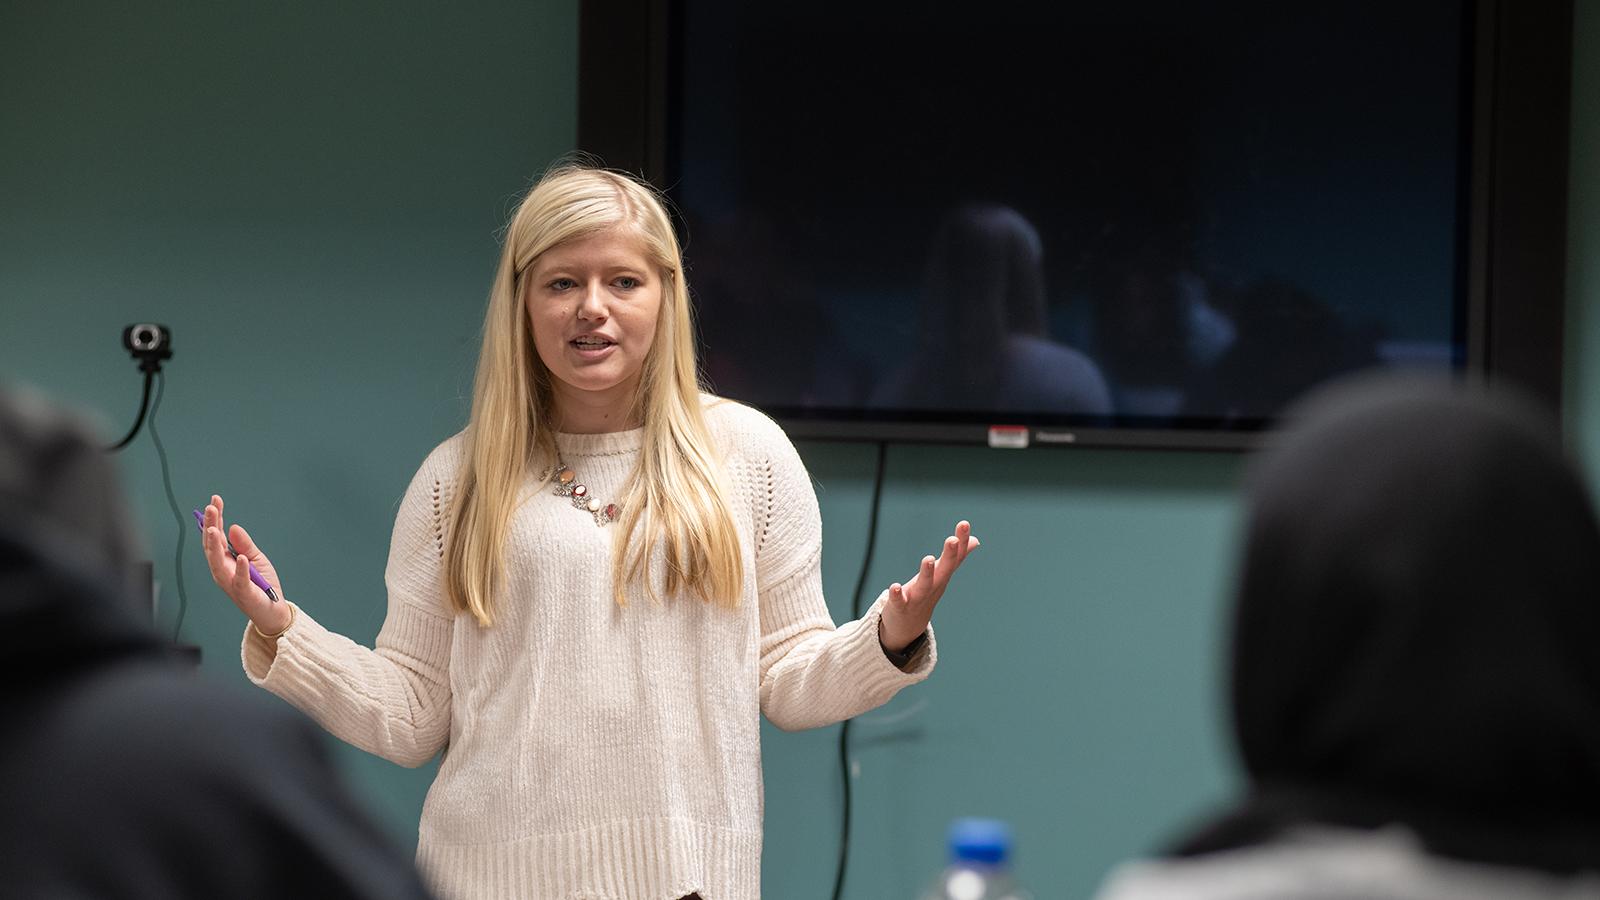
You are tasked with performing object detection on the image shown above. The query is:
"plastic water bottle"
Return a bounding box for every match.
[919,818,1033,900]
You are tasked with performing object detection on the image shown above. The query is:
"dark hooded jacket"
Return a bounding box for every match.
[0,387,435,899]
[1097,375,1600,899]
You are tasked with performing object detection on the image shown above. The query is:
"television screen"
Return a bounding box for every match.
[579,0,1568,447]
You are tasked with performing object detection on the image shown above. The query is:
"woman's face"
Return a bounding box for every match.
[525,228,663,427]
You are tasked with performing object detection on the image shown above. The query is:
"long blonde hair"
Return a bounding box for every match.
[445,163,743,625]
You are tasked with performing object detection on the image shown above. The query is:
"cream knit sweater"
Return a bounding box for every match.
[240,399,935,900]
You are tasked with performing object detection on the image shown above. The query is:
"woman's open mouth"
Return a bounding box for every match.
[570,335,617,358]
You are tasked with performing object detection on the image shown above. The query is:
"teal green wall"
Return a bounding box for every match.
[0,0,578,855]
[763,446,1240,897]
[1,3,1592,898]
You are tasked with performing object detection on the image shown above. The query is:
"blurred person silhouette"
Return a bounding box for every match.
[1180,279,1382,426]
[873,204,1111,416]
[1095,373,1600,899]
[0,386,434,899]
[1081,208,1233,420]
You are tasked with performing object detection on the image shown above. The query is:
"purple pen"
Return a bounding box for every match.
[192,508,278,601]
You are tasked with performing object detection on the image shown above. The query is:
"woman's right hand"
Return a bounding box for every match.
[200,494,292,636]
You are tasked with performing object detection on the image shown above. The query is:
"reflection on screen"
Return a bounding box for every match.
[671,0,1467,429]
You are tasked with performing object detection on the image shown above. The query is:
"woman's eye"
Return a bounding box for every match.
[549,278,576,291]
[615,276,640,290]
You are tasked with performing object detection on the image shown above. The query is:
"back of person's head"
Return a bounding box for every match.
[0,387,438,899]
[1190,372,1600,873]
[0,386,142,589]
[0,385,157,673]
[923,204,1048,346]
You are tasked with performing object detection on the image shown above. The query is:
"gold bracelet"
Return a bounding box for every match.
[251,602,296,640]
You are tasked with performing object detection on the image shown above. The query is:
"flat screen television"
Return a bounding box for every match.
[579,0,1571,449]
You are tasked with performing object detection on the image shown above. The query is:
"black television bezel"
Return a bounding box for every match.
[578,0,1571,451]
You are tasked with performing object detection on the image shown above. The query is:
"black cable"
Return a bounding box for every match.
[148,371,188,641]
[108,369,155,451]
[830,440,889,900]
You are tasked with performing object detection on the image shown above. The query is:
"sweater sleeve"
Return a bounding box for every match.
[240,448,455,768]
[753,423,936,732]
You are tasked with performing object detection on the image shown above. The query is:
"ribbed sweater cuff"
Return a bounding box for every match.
[241,603,301,683]
[241,602,341,696]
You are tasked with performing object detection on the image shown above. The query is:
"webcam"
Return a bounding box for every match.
[122,323,173,373]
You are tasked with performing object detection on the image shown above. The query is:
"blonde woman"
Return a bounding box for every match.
[201,164,978,900]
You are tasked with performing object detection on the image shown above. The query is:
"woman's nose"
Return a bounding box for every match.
[576,281,607,319]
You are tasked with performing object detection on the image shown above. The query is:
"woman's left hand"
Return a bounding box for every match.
[879,520,980,652]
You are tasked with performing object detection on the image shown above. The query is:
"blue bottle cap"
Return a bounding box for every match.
[948,817,1012,865]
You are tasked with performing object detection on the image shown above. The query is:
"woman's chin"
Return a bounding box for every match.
[551,368,642,399]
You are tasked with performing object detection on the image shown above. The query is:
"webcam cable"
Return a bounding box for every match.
[108,370,155,451]
[146,371,190,642]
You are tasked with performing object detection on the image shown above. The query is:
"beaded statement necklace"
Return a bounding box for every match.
[540,460,621,526]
